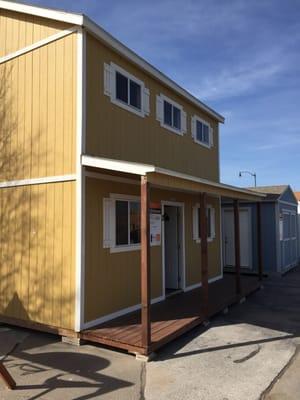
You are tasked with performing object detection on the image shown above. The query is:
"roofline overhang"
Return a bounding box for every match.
[0,0,225,123]
[82,155,265,200]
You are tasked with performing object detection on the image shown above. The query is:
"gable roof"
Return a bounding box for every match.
[294,192,300,201]
[0,0,225,123]
[247,185,296,202]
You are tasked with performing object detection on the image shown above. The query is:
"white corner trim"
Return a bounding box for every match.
[0,0,84,25]
[184,274,223,293]
[0,26,78,65]
[75,28,85,332]
[0,174,76,188]
[82,295,165,330]
[82,155,155,176]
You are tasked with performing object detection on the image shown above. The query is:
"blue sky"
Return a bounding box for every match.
[30,0,300,189]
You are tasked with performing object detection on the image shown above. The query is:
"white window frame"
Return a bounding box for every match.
[109,194,141,253]
[191,115,213,149]
[157,93,186,135]
[192,203,215,243]
[106,62,148,118]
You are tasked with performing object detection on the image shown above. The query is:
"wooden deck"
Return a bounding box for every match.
[81,274,261,355]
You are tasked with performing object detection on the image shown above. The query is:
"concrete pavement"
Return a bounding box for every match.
[1,267,300,399]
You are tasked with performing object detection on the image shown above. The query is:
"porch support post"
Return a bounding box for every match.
[0,362,16,390]
[257,202,263,281]
[200,192,209,317]
[141,175,151,351]
[233,199,241,295]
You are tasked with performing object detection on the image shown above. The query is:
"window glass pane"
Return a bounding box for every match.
[198,208,201,238]
[283,213,290,239]
[207,208,211,238]
[129,80,141,109]
[196,121,203,142]
[116,71,128,104]
[116,200,129,245]
[203,124,209,144]
[164,101,172,126]
[130,202,141,244]
[173,106,181,130]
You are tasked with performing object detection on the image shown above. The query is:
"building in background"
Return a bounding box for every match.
[222,186,298,276]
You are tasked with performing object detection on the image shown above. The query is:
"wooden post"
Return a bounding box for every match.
[233,200,241,295]
[141,175,151,351]
[257,202,263,281]
[200,192,209,317]
[0,363,16,390]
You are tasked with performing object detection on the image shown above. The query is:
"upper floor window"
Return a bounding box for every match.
[156,94,187,135]
[191,115,213,148]
[104,62,150,117]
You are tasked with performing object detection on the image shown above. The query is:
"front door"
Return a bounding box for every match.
[223,208,251,268]
[164,205,181,290]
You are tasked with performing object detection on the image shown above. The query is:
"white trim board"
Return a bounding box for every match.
[82,155,265,200]
[184,274,223,293]
[75,28,85,332]
[0,1,224,123]
[0,174,76,188]
[82,295,165,330]
[0,26,78,65]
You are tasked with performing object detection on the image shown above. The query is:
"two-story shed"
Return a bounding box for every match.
[0,0,264,356]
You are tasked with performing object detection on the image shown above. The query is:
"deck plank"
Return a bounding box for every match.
[81,274,261,354]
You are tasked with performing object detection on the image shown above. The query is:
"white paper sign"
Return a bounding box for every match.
[150,213,161,245]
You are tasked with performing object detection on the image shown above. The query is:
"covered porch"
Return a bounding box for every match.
[81,274,261,355]
[81,155,265,356]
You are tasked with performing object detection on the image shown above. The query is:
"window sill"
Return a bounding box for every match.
[193,139,211,149]
[195,237,214,244]
[160,122,183,136]
[109,242,161,253]
[110,97,145,118]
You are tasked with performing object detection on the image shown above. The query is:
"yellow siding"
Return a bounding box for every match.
[84,177,221,323]
[0,181,76,330]
[0,11,78,330]
[0,31,77,181]
[86,33,220,182]
[0,8,71,57]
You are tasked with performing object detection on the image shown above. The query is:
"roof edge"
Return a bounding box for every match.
[0,0,224,123]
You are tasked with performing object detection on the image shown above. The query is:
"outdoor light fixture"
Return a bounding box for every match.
[239,170,257,187]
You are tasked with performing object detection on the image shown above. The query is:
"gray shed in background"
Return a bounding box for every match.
[222,185,299,276]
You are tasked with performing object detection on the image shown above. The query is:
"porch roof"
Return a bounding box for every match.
[82,155,265,201]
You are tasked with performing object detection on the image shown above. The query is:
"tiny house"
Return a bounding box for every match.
[222,185,298,276]
[0,0,264,356]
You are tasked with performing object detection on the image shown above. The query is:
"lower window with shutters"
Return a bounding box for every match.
[192,204,216,243]
[103,196,142,253]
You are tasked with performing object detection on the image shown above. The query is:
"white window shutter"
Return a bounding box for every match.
[104,63,113,97]
[156,95,163,122]
[192,206,199,240]
[143,87,150,116]
[209,126,214,147]
[211,207,216,239]
[103,198,113,248]
[191,116,196,139]
[182,110,187,134]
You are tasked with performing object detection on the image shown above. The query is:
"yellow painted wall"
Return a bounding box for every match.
[0,11,77,330]
[0,25,77,181]
[0,8,71,57]
[0,181,76,329]
[85,33,220,182]
[84,176,221,323]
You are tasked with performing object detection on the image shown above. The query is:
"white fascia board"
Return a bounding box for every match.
[82,155,155,176]
[154,166,266,199]
[0,1,224,123]
[83,16,225,124]
[0,0,84,25]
